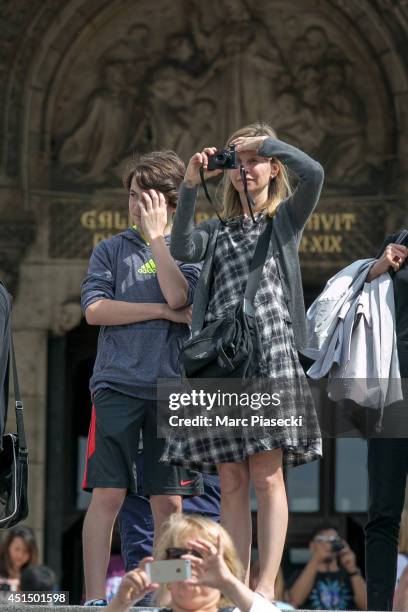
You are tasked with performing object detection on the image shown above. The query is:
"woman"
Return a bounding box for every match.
[107,513,277,612]
[0,526,38,592]
[161,123,324,600]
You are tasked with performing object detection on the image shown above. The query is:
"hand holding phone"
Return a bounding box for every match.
[113,558,159,608]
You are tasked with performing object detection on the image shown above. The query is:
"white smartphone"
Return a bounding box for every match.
[145,559,192,583]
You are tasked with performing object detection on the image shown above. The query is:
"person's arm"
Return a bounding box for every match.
[0,288,10,360]
[338,545,367,610]
[232,136,324,233]
[107,560,158,612]
[170,149,221,263]
[85,299,192,326]
[287,558,320,608]
[258,137,324,231]
[81,240,192,326]
[221,577,276,612]
[183,537,277,612]
[348,573,367,610]
[139,190,189,309]
[366,236,407,282]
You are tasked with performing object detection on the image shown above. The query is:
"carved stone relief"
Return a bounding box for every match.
[0,219,36,297]
[52,299,83,336]
[48,0,393,194]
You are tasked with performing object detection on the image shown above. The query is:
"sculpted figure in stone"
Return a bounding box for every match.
[145,33,225,158]
[53,299,83,336]
[190,0,285,142]
[316,61,371,186]
[283,24,374,188]
[58,61,133,183]
[271,91,324,153]
[146,65,192,156]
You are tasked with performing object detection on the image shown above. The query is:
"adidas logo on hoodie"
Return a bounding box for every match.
[138,259,157,275]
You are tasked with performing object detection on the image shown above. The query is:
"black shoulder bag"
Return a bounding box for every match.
[179,218,273,380]
[0,331,29,527]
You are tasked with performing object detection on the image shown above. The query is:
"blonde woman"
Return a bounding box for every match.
[107,514,277,611]
[161,122,324,600]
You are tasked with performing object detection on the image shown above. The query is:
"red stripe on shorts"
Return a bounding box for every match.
[82,405,97,490]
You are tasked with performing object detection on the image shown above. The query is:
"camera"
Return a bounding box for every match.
[331,536,345,554]
[315,534,345,554]
[207,145,238,171]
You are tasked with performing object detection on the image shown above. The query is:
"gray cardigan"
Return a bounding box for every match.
[170,138,324,351]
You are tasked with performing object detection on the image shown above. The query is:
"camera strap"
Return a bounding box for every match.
[199,165,258,225]
[199,166,226,225]
[240,165,257,224]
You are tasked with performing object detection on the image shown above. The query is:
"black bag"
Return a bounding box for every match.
[179,218,273,380]
[0,331,29,528]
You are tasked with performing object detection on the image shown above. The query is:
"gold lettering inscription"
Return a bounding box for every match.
[81,210,129,231]
[306,213,356,232]
[81,209,130,249]
[81,210,97,230]
[300,235,343,254]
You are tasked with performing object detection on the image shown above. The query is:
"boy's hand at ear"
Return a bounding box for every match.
[139,190,169,240]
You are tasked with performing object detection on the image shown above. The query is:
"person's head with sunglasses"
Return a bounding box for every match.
[107,514,278,612]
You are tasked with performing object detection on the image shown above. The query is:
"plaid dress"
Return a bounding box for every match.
[161,213,322,472]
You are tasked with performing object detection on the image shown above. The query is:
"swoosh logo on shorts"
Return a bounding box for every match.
[180,479,195,486]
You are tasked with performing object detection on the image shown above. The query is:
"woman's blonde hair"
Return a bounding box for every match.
[221,122,292,219]
[399,509,408,554]
[154,513,244,607]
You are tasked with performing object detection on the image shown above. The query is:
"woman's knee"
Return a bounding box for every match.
[249,451,285,494]
[217,462,250,496]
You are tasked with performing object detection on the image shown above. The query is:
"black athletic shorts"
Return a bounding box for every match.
[82,389,203,496]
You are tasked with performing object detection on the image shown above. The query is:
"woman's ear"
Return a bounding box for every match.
[270,161,280,179]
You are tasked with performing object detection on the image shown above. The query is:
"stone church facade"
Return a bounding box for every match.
[1,0,408,588]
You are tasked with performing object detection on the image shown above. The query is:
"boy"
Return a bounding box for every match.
[81,151,203,605]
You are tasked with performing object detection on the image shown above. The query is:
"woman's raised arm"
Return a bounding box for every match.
[170,149,221,263]
[258,137,324,232]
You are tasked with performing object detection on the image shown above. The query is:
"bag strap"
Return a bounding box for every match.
[9,328,28,455]
[243,217,273,316]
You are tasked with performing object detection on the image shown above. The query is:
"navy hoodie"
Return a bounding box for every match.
[81,228,201,399]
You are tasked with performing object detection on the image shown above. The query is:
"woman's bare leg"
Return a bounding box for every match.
[249,449,288,601]
[217,461,252,582]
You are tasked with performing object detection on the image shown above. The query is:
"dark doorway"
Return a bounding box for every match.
[45,318,98,603]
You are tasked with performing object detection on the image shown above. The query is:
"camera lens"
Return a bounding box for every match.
[216,153,228,162]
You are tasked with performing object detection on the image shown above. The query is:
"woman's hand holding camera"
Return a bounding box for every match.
[109,558,158,611]
[184,148,223,187]
[367,243,408,281]
[139,189,168,240]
